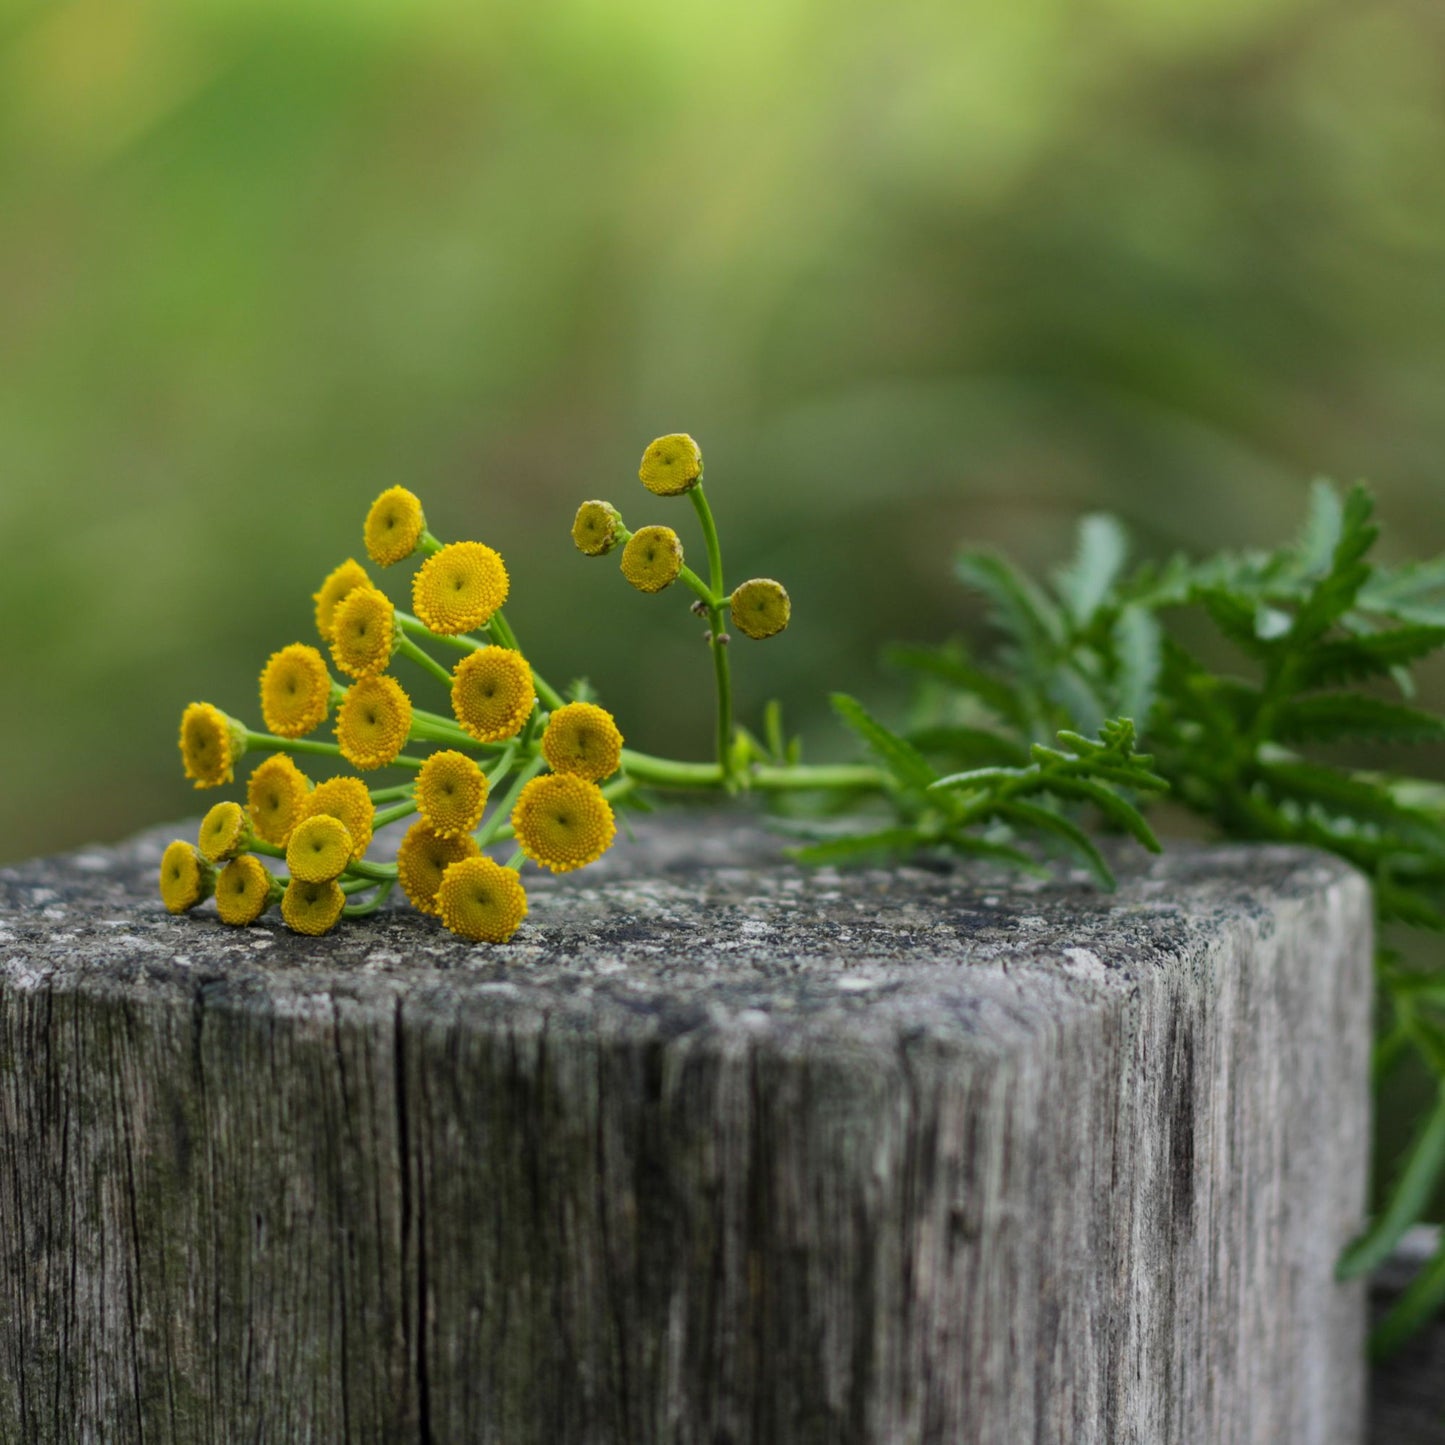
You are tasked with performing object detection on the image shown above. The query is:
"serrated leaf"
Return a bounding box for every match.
[1055,514,1129,625]
[1277,696,1445,745]
[1291,485,1377,642]
[884,644,1030,730]
[790,826,924,864]
[1294,480,1345,578]
[1257,760,1445,851]
[1113,606,1161,730]
[831,693,936,793]
[992,799,1115,888]
[1041,775,1162,852]
[956,551,1065,656]
[930,765,1027,793]
[1302,626,1445,688]
[909,726,1030,768]
[1340,1086,1445,1281]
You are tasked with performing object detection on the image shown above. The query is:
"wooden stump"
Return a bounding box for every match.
[0,815,1372,1443]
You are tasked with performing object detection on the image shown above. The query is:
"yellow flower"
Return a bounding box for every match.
[314,558,372,642]
[281,878,346,936]
[437,856,528,943]
[450,647,535,743]
[198,801,250,863]
[299,776,373,860]
[412,541,509,635]
[541,702,623,783]
[215,855,275,926]
[179,702,246,789]
[729,578,792,640]
[260,644,332,739]
[396,821,479,915]
[336,675,413,770]
[159,840,214,914]
[364,486,426,567]
[620,526,682,593]
[330,586,397,680]
[572,500,623,556]
[511,773,616,874]
[286,814,355,884]
[416,750,489,838]
[247,754,312,846]
[638,433,703,496]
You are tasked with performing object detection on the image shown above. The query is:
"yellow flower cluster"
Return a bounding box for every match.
[164,478,639,948]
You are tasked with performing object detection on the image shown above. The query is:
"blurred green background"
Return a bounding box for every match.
[4,0,1445,866]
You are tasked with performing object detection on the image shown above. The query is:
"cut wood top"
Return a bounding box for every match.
[0,811,1367,1049]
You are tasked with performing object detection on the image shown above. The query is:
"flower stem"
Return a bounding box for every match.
[369,784,414,804]
[476,755,546,848]
[397,634,455,689]
[689,485,736,791]
[373,800,417,829]
[244,729,425,771]
[343,879,395,917]
[396,611,475,654]
[616,748,884,793]
[489,610,567,710]
[504,848,525,871]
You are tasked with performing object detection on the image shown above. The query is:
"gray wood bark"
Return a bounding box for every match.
[0,814,1372,1444]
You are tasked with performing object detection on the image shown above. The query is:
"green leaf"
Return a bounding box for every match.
[955,551,1065,656]
[1055,514,1129,625]
[1277,696,1445,745]
[992,799,1115,888]
[1290,484,1377,642]
[883,644,1030,730]
[1040,775,1162,852]
[764,699,786,762]
[908,726,1031,768]
[1372,1235,1445,1359]
[1301,625,1445,688]
[942,834,1047,873]
[789,826,924,864]
[1340,1086,1445,1280]
[1113,605,1161,730]
[831,693,936,793]
[1293,480,1344,578]
[1257,761,1445,851]
[930,764,1027,793]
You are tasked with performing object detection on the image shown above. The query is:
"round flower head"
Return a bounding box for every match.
[286,814,355,884]
[450,647,535,743]
[247,754,312,846]
[281,878,346,937]
[299,776,374,860]
[542,702,624,783]
[260,644,332,739]
[412,541,509,635]
[215,854,275,926]
[198,801,251,863]
[416,750,489,838]
[179,703,246,789]
[437,856,528,943]
[396,821,479,916]
[638,433,703,496]
[336,676,413,771]
[620,526,683,594]
[159,840,214,915]
[330,586,397,680]
[314,558,372,642]
[364,486,426,567]
[572,500,623,557]
[511,773,616,874]
[729,578,792,641]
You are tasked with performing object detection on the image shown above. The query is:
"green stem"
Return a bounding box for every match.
[248,839,286,859]
[489,611,567,711]
[344,879,396,917]
[397,634,455,690]
[476,755,546,848]
[408,714,479,748]
[340,877,375,895]
[341,857,398,882]
[396,611,476,654]
[419,529,445,557]
[678,565,721,609]
[373,801,417,829]
[750,763,884,791]
[504,848,525,871]
[689,485,736,790]
[243,729,426,771]
[369,784,414,804]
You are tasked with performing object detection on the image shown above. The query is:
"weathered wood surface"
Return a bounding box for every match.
[0,813,1372,1444]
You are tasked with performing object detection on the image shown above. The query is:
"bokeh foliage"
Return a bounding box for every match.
[3,0,1444,852]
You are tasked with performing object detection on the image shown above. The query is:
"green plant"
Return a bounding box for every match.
[816,481,1445,1354]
